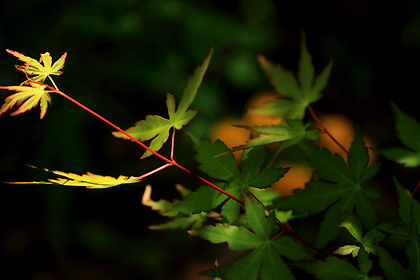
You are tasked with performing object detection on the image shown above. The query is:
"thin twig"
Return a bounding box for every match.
[308,105,349,154]
[412,179,420,196]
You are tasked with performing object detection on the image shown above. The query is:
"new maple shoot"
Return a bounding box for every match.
[0,50,67,118]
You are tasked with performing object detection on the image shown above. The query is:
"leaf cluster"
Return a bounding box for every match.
[2,35,420,280]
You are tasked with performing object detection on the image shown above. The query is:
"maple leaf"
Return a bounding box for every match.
[6,49,67,82]
[142,184,213,230]
[275,131,382,247]
[375,103,420,167]
[218,120,320,156]
[0,81,52,119]
[376,202,419,280]
[167,136,288,222]
[295,256,375,280]
[395,178,420,234]
[333,212,386,258]
[189,195,311,280]
[6,165,139,189]
[377,245,410,280]
[253,34,332,120]
[113,49,213,158]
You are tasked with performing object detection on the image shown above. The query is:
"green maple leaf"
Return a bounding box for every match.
[377,245,410,280]
[218,120,320,156]
[7,49,67,82]
[376,103,420,167]
[395,178,420,234]
[276,131,382,247]
[0,81,52,119]
[334,212,386,259]
[142,184,213,230]
[406,207,420,280]
[6,165,139,189]
[112,49,213,158]
[253,34,332,120]
[189,195,311,280]
[170,136,288,222]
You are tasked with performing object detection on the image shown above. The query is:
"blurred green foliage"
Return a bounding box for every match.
[1,0,420,279]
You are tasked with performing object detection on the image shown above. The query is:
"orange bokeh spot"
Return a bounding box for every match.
[271,163,313,196]
[317,114,377,165]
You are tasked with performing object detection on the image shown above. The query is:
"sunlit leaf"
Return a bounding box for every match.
[0,81,52,119]
[113,49,212,158]
[7,49,67,82]
[6,165,139,189]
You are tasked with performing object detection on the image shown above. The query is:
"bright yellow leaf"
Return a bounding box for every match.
[0,81,52,119]
[6,49,67,82]
[7,166,140,189]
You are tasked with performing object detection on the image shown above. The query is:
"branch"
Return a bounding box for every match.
[308,105,349,154]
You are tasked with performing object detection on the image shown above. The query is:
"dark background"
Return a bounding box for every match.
[1,0,420,279]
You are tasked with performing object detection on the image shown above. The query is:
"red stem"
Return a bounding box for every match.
[33,80,333,257]
[412,179,420,196]
[34,80,245,205]
[308,105,349,154]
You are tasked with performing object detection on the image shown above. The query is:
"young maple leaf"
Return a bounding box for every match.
[6,166,139,189]
[189,195,311,280]
[276,131,382,247]
[112,48,213,158]
[0,81,52,119]
[6,49,67,82]
[375,103,420,167]
[253,34,332,120]
[167,137,288,222]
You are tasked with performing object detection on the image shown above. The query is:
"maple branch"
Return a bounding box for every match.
[308,105,349,154]
[30,80,245,205]
[29,79,333,257]
[31,80,173,164]
[172,161,245,205]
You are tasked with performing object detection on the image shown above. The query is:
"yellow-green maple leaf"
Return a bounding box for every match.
[0,81,52,119]
[6,49,67,82]
[7,166,140,189]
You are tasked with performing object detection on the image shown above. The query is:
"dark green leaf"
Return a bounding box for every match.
[296,257,366,280]
[277,132,380,247]
[190,195,310,280]
[377,245,409,280]
[376,104,420,167]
